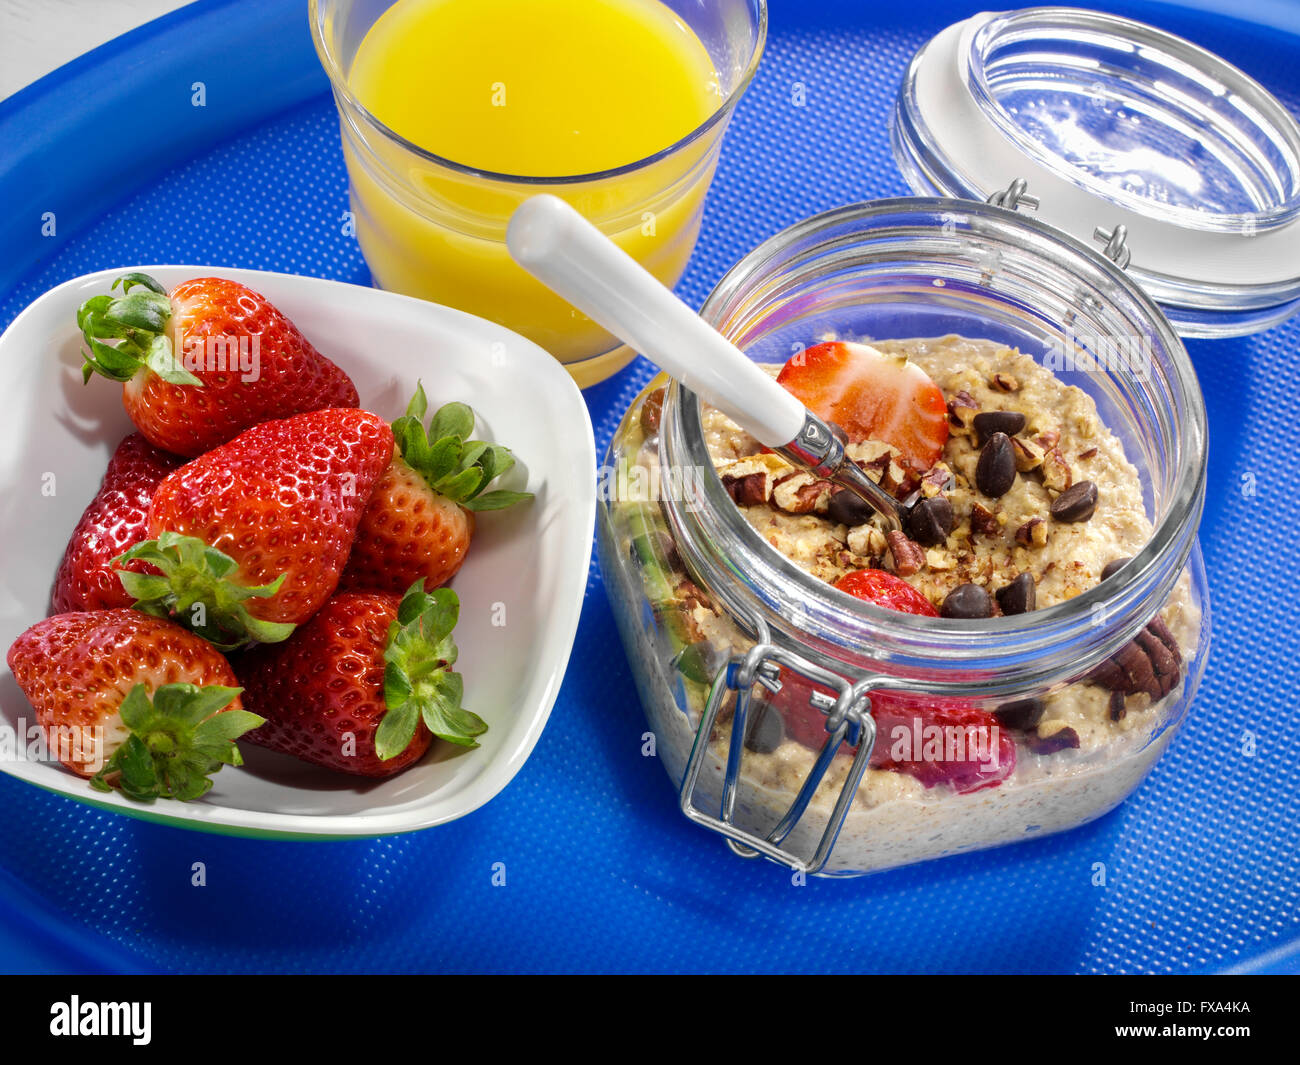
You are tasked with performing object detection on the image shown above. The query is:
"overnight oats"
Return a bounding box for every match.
[596,200,1210,876]
[602,339,1199,873]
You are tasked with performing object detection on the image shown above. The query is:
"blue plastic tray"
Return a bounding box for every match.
[1,0,1296,974]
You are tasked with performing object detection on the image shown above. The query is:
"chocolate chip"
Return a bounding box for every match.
[973,411,1027,445]
[640,387,665,436]
[827,487,876,527]
[1050,480,1098,522]
[1101,556,1131,581]
[994,697,1045,731]
[940,583,992,619]
[1027,726,1080,754]
[975,432,1016,497]
[996,572,1036,615]
[744,698,785,754]
[905,495,953,545]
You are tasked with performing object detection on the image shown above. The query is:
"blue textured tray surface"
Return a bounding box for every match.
[1,0,1297,974]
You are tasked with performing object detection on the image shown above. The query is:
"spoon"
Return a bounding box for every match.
[506,194,905,532]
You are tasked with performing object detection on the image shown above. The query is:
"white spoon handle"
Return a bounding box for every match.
[506,194,806,447]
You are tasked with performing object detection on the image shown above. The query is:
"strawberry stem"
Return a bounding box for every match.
[374,581,485,757]
[390,383,532,512]
[77,271,202,387]
[115,532,296,650]
[89,683,264,802]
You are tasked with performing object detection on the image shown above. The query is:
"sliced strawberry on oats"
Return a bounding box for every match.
[833,569,938,616]
[776,341,948,471]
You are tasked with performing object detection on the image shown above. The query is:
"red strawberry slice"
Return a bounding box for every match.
[116,408,393,648]
[834,569,938,616]
[51,433,184,614]
[6,610,262,799]
[771,567,1011,791]
[78,272,359,457]
[773,677,1014,794]
[776,341,948,471]
[866,691,1015,793]
[235,582,485,777]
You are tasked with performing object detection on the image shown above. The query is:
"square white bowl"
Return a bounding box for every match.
[0,266,595,837]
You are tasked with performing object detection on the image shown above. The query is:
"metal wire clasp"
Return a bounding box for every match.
[987,178,1134,270]
[678,625,878,875]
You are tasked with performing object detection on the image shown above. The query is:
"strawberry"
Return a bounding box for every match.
[116,408,393,648]
[6,610,262,799]
[769,567,1011,791]
[776,341,949,471]
[833,569,938,616]
[234,582,485,777]
[773,677,1014,794]
[51,433,184,614]
[341,385,531,595]
[77,272,359,457]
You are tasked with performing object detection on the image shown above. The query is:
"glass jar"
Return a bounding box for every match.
[596,199,1210,876]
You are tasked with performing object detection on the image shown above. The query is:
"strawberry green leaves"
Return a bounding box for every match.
[375,582,485,758]
[77,271,201,387]
[90,682,264,802]
[392,383,532,512]
[115,532,296,650]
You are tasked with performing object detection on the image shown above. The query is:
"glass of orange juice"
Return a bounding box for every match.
[310,0,767,388]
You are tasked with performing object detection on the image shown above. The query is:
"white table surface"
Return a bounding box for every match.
[0,0,195,101]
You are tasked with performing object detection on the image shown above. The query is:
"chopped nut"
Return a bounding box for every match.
[990,372,1020,393]
[970,503,999,538]
[1015,517,1048,548]
[920,463,955,497]
[886,530,925,576]
[847,524,888,557]
[1036,428,1061,450]
[639,387,665,435]
[1041,446,1073,492]
[721,471,770,507]
[674,578,714,614]
[946,390,980,431]
[925,547,956,570]
[1078,447,1098,461]
[771,472,832,514]
[1108,690,1127,722]
[1011,435,1044,472]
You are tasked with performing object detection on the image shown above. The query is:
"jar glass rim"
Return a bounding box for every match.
[308,0,768,186]
[663,197,1208,676]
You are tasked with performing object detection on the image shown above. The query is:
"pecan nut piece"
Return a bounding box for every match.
[970,502,1000,539]
[1086,619,1183,699]
[721,471,770,508]
[886,530,926,576]
[1015,517,1048,547]
[946,390,980,430]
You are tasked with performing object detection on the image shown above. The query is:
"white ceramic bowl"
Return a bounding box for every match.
[0,266,596,838]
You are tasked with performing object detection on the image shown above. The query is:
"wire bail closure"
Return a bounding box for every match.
[678,613,881,875]
[987,179,1133,270]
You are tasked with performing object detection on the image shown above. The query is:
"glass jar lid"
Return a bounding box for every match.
[892,6,1300,337]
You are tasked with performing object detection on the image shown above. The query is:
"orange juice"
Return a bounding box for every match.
[336,0,733,386]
